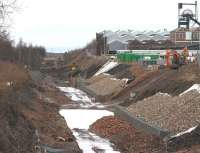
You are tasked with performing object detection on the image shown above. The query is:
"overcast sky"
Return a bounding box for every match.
[10,0,199,52]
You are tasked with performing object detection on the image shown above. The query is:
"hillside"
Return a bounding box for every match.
[0,61,81,153]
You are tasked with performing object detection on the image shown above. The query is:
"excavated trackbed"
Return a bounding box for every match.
[58,86,120,153]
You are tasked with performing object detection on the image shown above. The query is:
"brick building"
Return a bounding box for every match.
[170,27,200,46]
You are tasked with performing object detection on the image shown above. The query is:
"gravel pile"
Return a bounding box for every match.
[128,91,200,133]
[87,74,126,96]
[90,116,166,153]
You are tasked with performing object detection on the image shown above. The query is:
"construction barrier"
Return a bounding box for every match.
[117,52,162,64]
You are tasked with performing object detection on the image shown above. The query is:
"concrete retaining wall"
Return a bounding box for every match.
[111,105,170,138]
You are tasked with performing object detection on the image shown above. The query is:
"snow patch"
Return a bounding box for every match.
[59,87,120,153]
[73,130,120,153]
[122,78,129,84]
[180,84,200,96]
[157,92,171,96]
[95,61,118,76]
[111,78,120,81]
[58,87,104,108]
[58,87,92,103]
[171,126,198,138]
[60,109,113,129]
[103,73,111,76]
[6,81,13,86]
[60,109,119,153]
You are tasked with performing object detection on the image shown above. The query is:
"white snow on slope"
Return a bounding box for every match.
[171,126,198,138]
[58,87,103,108]
[6,82,13,86]
[180,84,200,96]
[58,87,92,103]
[95,61,118,76]
[157,92,171,97]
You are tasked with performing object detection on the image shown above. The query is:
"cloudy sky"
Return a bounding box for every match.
[10,0,199,52]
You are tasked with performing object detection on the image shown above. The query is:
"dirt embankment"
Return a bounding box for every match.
[85,63,135,100]
[0,88,36,153]
[90,116,166,153]
[75,53,108,78]
[51,50,108,80]
[22,86,81,152]
[86,74,127,98]
[21,74,82,152]
[176,145,200,153]
[0,61,81,153]
[106,64,134,79]
[0,61,29,92]
[0,61,36,153]
[113,63,200,106]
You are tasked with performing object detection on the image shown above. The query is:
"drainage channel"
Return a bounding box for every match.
[58,87,120,153]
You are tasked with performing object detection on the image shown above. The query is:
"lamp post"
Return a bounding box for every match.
[196,30,200,68]
[174,28,178,49]
[198,30,200,58]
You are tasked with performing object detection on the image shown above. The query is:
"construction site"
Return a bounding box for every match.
[2,1,200,153]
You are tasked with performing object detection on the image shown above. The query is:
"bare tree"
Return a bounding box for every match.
[0,0,18,30]
[0,0,19,62]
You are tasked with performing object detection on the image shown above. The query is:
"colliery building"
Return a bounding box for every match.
[96,28,200,55]
[170,27,200,47]
[96,30,170,55]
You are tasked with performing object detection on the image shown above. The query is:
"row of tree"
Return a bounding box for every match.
[63,39,97,64]
[0,1,46,69]
[0,34,46,69]
[16,39,46,69]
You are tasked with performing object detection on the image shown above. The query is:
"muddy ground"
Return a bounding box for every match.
[176,145,200,153]
[113,63,200,106]
[0,61,82,153]
[24,73,82,153]
[76,59,200,153]
[3,53,200,153]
